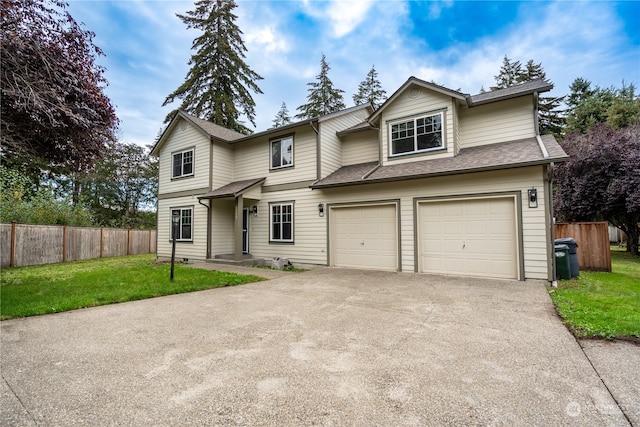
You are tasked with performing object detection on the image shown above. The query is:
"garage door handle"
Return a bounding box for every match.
[463,241,466,249]
[361,240,365,245]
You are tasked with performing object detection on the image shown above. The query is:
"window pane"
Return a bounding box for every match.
[393,137,414,154]
[282,138,292,166]
[173,153,182,177]
[182,151,193,175]
[272,222,281,240]
[271,141,281,168]
[417,133,442,150]
[282,222,292,240]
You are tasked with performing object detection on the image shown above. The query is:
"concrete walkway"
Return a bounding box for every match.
[1,268,636,426]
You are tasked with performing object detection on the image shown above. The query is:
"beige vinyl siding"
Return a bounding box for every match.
[158,119,210,195]
[210,198,235,256]
[233,126,317,185]
[459,97,535,148]
[245,188,327,264]
[320,108,371,177]
[341,132,378,165]
[211,141,234,190]
[380,88,456,166]
[453,103,461,155]
[157,197,208,260]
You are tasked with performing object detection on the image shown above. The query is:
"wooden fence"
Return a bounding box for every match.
[1,223,156,268]
[554,222,611,272]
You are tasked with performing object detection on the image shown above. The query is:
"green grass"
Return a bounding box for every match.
[549,248,640,341]
[0,254,264,320]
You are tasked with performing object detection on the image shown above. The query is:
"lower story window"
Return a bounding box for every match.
[171,207,193,241]
[270,202,293,242]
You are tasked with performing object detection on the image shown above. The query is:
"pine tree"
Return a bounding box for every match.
[490,55,522,90]
[271,102,292,128]
[162,0,263,134]
[296,54,346,119]
[353,65,387,109]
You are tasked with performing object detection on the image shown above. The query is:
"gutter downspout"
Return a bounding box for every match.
[310,120,320,180]
[533,92,549,159]
[533,91,555,284]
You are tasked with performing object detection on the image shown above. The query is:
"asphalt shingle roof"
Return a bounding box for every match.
[180,112,246,142]
[311,135,568,189]
[198,177,266,199]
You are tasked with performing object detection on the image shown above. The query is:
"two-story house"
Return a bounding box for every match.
[150,76,568,281]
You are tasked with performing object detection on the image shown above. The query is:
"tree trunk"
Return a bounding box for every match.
[626,226,639,256]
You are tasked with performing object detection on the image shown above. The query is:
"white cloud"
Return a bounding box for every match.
[245,26,290,53]
[302,0,375,38]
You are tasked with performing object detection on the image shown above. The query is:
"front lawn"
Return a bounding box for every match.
[549,249,640,341]
[0,254,264,320]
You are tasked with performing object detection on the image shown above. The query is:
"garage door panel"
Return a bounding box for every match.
[419,197,517,279]
[331,204,398,271]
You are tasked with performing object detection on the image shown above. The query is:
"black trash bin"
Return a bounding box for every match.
[555,237,579,278]
[554,244,571,280]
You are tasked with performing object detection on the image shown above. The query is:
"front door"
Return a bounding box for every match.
[242,208,250,254]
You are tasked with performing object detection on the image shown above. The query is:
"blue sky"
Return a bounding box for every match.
[65,0,640,147]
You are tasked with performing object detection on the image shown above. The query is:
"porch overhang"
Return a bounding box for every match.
[198,177,266,200]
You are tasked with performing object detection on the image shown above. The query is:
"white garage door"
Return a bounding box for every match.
[330,204,398,271]
[418,197,518,279]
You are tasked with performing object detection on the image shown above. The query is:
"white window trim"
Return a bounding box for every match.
[172,148,194,179]
[170,207,193,242]
[270,135,294,170]
[388,111,445,157]
[269,202,294,243]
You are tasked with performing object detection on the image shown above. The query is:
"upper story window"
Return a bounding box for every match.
[172,148,194,179]
[270,136,293,170]
[390,112,443,156]
[170,207,193,241]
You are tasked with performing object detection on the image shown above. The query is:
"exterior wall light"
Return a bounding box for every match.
[318,203,325,217]
[252,205,258,217]
[528,188,538,208]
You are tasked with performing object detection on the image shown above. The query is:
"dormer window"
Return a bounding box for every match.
[390,112,443,156]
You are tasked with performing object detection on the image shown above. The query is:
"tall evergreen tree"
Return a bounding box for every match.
[565,79,640,134]
[163,0,263,134]
[296,54,346,119]
[271,102,292,128]
[490,55,523,90]
[353,65,387,109]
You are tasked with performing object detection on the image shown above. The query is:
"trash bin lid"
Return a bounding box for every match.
[555,237,578,247]
[554,244,569,250]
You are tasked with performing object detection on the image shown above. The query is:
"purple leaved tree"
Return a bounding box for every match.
[554,124,640,256]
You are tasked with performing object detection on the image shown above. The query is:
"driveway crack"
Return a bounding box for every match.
[2,375,37,425]
[575,339,633,426]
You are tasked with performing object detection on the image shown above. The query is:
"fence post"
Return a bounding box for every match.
[127,228,131,255]
[100,227,104,258]
[10,222,16,267]
[62,225,67,262]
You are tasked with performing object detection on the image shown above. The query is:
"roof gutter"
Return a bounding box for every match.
[311,157,567,190]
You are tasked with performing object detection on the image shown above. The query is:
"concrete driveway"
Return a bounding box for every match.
[1,267,632,426]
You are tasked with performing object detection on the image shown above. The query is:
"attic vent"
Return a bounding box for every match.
[407,88,421,99]
[178,120,187,131]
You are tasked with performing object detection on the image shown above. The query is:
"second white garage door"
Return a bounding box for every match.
[417,197,519,279]
[330,204,398,271]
